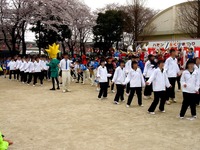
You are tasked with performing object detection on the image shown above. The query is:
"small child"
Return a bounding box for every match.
[123,61,145,108]
[146,60,171,115]
[112,60,126,105]
[0,132,13,150]
[179,60,199,120]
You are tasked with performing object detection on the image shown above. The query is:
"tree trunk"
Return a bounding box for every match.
[11,28,17,54]
[62,40,66,54]
[22,21,26,56]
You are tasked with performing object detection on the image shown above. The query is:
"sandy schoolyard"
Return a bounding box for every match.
[0,78,200,150]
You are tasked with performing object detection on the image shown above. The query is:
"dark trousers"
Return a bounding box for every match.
[177,76,181,90]
[144,78,153,96]
[126,82,130,94]
[20,71,24,82]
[52,77,59,89]
[77,72,83,82]
[180,92,197,117]
[16,69,20,80]
[71,70,76,79]
[114,84,125,102]
[127,87,142,106]
[98,82,108,98]
[9,70,16,79]
[33,72,43,85]
[47,69,51,79]
[166,77,176,100]
[148,91,166,112]
[24,72,28,83]
[41,70,44,81]
[27,73,33,84]
[42,70,48,80]
[196,89,200,105]
[108,77,114,90]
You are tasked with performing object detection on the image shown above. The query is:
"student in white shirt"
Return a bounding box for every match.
[194,57,200,106]
[179,60,199,119]
[125,56,138,95]
[164,49,180,104]
[112,60,126,105]
[15,56,22,81]
[7,58,16,80]
[97,60,111,99]
[146,60,171,115]
[59,54,72,93]
[33,57,43,86]
[19,58,25,82]
[24,58,30,83]
[123,61,145,108]
[43,57,49,80]
[27,57,35,85]
[143,54,156,99]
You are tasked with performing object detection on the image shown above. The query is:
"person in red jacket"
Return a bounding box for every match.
[82,54,87,65]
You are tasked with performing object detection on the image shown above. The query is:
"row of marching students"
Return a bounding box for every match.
[7,56,49,86]
[96,49,200,120]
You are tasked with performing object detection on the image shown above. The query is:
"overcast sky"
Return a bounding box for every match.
[26,0,187,41]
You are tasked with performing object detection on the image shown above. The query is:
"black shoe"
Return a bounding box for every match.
[76,82,79,83]
[50,88,56,90]
[57,87,60,90]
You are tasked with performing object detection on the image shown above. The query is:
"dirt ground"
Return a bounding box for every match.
[0,77,200,150]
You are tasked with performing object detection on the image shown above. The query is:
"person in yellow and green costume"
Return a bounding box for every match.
[46,43,60,90]
[0,132,13,150]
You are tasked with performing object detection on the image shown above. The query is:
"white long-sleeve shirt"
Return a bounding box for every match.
[125,60,132,73]
[181,70,199,93]
[15,60,22,69]
[124,68,145,88]
[7,61,16,70]
[19,61,25,71]
[97,66,109,83]
[24,61,30,73]
[112,66,126,84]
[195,64,200,87]
[60,59,72,71]
[147,68,171,92]
[164,57,180,78]
[34,61,42,73]
[29,62,35,73]
[40,60,46,70]
[143,60,155,78]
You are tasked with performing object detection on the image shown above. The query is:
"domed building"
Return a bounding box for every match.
[140,2,195,41]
